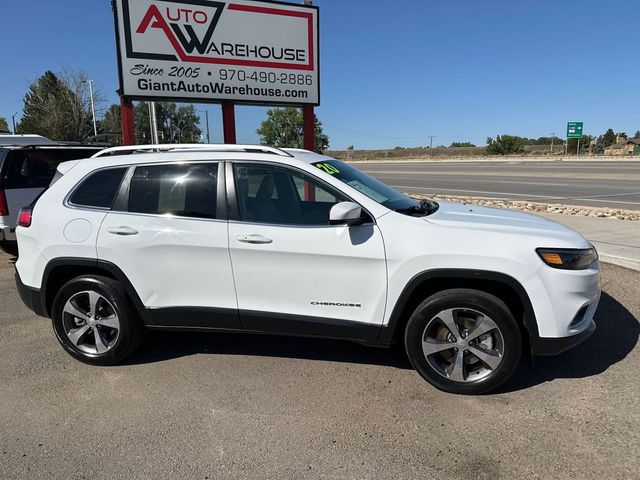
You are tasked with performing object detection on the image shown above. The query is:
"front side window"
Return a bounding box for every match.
[68,168,127,209]
[233,164,347,225]
[128,163,218,219]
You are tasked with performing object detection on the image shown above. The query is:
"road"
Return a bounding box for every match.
[355,160,640,210]
[0,251,638,479]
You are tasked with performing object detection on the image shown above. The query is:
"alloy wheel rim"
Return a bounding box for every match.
[421,307,504,383]
[62,291,120,355]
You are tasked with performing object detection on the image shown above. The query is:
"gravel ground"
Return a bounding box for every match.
[408,194,640,221]
[0,251,638,480]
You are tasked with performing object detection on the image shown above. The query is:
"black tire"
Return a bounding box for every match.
[405,288,523,394]
[51,275,144,365]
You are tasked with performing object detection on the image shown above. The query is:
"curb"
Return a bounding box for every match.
[599,254,640,272]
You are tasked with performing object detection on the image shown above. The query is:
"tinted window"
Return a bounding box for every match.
[234,164,347,225]
[3,148,99,189]
[313,159,419,212]
[129,163,218,219]
[69,168,127,209]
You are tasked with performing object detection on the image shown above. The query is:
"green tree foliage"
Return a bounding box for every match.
[256,107,329,152]
[566,135,593,155]
[528,136,564,146]
[634,130,640,139]
[602,128,617,147]
[0,117,9,133]
[485,135,525,155]
[134,102,201,143]
[100,104,121,134]
[449,141,476,147]
[17,69,96,142]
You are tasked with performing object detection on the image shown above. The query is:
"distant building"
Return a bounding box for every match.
[604,136,640,156]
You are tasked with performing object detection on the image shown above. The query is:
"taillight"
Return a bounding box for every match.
[17,208,32,228]
[0,189,7,216]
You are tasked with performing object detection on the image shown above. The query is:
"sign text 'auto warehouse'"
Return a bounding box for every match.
[113,0,319,105]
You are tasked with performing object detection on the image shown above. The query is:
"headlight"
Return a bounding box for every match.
[536,247,598,270]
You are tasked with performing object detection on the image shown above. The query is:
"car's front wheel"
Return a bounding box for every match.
[51,275,144,365]
[405,288,523,394]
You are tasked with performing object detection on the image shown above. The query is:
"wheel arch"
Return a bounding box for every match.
[42,258,153,324]
[378,269,539,349]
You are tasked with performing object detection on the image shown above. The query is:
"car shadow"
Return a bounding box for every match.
[497,291,639,393]
[126,328,413,370]
[126,291,638,392]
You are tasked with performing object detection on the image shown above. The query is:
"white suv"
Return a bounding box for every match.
[15,145,600,394]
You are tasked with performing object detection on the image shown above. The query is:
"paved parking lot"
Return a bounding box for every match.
[1,251,638,479]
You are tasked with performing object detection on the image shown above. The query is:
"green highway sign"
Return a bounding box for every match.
[567,122,584,138]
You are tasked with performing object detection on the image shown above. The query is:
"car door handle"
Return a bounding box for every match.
[236,234,273,244]
[106,226,139,236]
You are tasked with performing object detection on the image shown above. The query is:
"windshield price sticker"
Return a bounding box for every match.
[315,162,340,175]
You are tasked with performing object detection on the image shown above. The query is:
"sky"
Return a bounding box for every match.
[1,0,639,149]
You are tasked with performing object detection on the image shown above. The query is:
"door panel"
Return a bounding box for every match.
[228,163,387,328]
[96,162,239,327]
[229,222,387,325]
[98,213,236,311]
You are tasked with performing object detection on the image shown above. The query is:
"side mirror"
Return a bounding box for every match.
[329,201,363,226]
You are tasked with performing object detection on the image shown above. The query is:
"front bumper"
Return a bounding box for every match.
[530,319,596,356]
[15,270,48,317]
[523,260,601,356]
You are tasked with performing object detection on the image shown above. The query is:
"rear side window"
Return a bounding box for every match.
[3,148,98,189]
[128,163,218,219]
[69,168,127,209]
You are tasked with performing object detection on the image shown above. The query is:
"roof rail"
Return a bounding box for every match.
[91,143,292,158]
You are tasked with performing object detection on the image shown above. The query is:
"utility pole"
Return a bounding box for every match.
[82,79,97,137]
[550,132,555,153]
[204,110,210,143]
[149,102,159,144]
[428,135,435,148]
[11,112,18,134]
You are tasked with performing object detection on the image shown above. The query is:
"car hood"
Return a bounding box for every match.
[424,201,590,247]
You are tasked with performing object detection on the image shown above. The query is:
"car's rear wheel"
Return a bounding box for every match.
[405,288,522,394]
[51,275,144,365]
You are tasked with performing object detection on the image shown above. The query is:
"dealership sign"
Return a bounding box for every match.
[113,0,319,105]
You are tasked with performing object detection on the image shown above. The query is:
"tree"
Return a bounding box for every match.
[17,68,101,142]
[449,141,475,148]
[532,136,563,146]
[171,104,201,143]
[0,117,9,133]
[256,107,329,152]
[485,135,525,155]
[635,130,640,139]
[602,128,616,147]
[567,135,593,155]
[100,104,121,134]
[134,101,200,143]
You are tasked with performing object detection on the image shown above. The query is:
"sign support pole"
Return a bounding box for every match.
[120,96,135,146]
[303,105,315,151]
[222,102,236,144]
[302,105,316,201]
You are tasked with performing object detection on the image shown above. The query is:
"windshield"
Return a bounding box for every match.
[313,159,437,215]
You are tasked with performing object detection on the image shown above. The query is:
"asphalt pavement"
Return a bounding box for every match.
[355,160,640,210]
[0,251,638,479]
